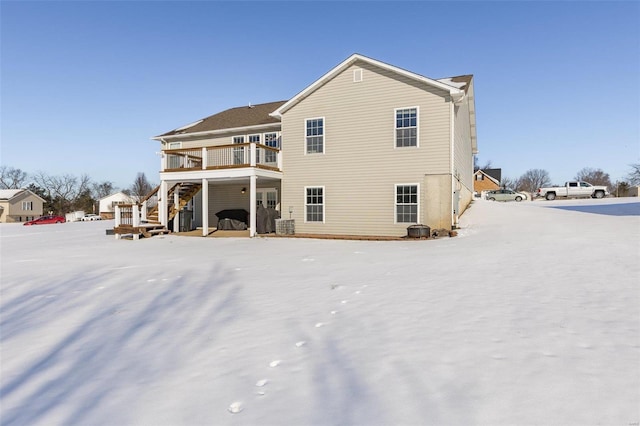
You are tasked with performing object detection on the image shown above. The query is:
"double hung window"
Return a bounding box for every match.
[233,136,245,164]
[395,108,418,147]
[396,184,418,223]
[305,187,324,222]
[264,133,279,163]
[306,118,324,154]
[249,134,261,163]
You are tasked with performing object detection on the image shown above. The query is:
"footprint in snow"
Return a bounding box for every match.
[269,360,281,367]
[296,341,306,347]
[255,379,268,387]
[330,310,338,315]
[146,279,157,283]
[315,322,325,328]
[341,300,348,304]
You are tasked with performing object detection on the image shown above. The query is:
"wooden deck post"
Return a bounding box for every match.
[250,143,257,167]
[160,181,168,227]
[173,185,180,233]
[132,204,140,228]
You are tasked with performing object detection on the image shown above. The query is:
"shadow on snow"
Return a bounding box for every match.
[0,265,241,426]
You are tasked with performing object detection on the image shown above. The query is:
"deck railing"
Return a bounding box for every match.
[163,143,281,172]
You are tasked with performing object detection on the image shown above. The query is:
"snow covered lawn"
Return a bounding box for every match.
[1,198,639,425]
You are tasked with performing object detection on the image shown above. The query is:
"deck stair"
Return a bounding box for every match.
[113,182,202,239]
[146,182,202,224]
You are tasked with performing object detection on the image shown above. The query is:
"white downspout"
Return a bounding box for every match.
[450,96,456,229]
[201,179,209,237]
[249,175,257,237]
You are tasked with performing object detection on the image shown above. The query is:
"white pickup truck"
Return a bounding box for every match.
[536,181,608,200]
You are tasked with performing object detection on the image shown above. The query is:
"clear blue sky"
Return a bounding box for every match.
[2,1,639,190]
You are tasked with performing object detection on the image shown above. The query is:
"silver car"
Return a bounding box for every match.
[486,189,527,202]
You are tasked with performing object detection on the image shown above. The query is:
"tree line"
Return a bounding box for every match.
[0,166,155,215]
[476,161,640,196]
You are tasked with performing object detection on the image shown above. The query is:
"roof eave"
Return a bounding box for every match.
[152,122,282,141]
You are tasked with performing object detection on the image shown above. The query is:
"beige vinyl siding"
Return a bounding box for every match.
[453,93,474,215]
[0,192,44,222]
[281,61,453,237]
[11,192,44,217]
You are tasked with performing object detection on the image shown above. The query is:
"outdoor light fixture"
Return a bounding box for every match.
[241,187,246,194]
[289,206,293,219]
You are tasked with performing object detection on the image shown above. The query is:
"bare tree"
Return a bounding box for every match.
[517,169,551,193]
[130,173,154,201]
[474,158,493,172]
[627,163,640,185]
[92,181,115,200]
[32,171,92,214]
[574,167,612,188]
[0,166,28,189]
[500,176,517,190]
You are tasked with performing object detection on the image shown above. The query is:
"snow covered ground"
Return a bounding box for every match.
[1,197,639,426]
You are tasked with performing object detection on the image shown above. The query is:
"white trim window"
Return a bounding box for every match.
[395,184,419,223]
[305,186,324,223]
[395,107,418,147]
[264,132,279,163]
[233,136,245,164]
[22,201,33,211]
[305,118,324,154]
[249,134,261,163]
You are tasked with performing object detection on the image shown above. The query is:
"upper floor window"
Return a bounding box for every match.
[306,118,324,154]
[395,107,418,147]
[395,184,418,223]
[22,201,33,211]
[264,133,279,163]
[305,186,324,222]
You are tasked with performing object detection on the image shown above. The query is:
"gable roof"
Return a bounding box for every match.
[155,100,287,139]
[0,189,46,203]
[99,191,136,202]
[475,169,501,185]
[271,53,467,118]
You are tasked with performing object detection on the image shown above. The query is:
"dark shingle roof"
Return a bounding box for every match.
[438,75,473,93]
[158,100,287,137]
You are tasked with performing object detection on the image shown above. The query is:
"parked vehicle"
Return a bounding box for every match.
[536,181,608,200]
[23,215,66,225]
[486,189,527,202]
[65,211,85,222]
[81,214,102,221]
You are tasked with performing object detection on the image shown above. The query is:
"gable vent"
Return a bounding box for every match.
[353,69,363,82]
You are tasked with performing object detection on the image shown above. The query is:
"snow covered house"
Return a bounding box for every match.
[145,53,477,238]
[99,192,137,219]
[0,189,45,223]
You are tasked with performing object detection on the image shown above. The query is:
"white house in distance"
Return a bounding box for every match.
[0,189,45,223]
[99,192,137,219]
[146,53,477,238]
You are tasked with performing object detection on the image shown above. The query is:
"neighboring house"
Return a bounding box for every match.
[474,169,501,193]
[0,189,45,223]
[99,192,137,219]
[149,53,478,237]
